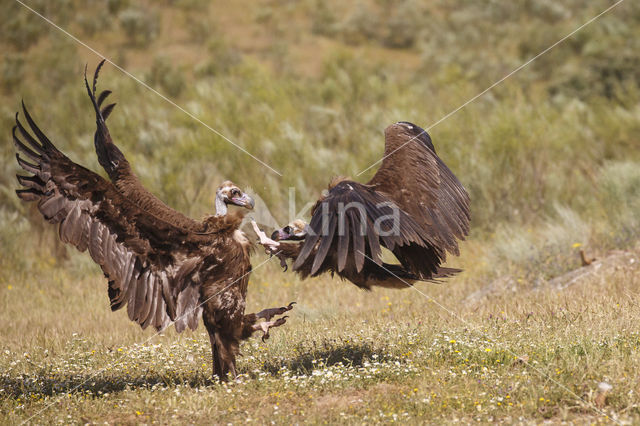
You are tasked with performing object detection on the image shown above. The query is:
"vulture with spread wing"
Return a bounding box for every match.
[13,61,293,381]
[253,121,470,289]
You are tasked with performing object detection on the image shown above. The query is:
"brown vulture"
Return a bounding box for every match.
[253,121,470,289]
[13,61,294,381]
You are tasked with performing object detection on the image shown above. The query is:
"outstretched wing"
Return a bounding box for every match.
[368,122,470,256]
[292,181,435,275]
[13,104,211,332]
[85,60,206,232]
[292,122,469,281]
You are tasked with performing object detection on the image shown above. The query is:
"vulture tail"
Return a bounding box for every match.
[366,263,462,289]
[84,60,126,179]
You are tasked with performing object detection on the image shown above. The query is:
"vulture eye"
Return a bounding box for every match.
[283,226,292,234]
[231,189,240,197]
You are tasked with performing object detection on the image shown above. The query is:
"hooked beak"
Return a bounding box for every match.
[271,228,289,241]
[271,226,307,241]
[230,193,255,210]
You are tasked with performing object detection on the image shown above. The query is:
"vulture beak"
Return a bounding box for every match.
[230,192,255,210]
[271,224,307,241]
[271,228,288,241]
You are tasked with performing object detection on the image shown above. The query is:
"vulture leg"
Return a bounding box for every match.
[218,339,239,380]
[206,327,225,381]
[250,220,292,270]
[255,302,296,321]
[251,220,280,252]
[252,316,290,342]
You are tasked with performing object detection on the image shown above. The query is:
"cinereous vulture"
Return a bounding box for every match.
[13,61,294,381]
[253,121,470,290]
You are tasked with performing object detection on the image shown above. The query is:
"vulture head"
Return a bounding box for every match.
[271,219,308,241]
[215,180,255,216]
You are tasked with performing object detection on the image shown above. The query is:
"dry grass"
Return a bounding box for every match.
[2,0,640,423]
[1,239,640,423]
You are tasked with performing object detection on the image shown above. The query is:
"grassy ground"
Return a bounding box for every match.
[2,243,640,423]
[2,0,640,423]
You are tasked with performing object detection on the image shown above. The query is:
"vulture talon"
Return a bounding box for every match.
[256,301,296,321]
[255,315,289,342]
[14,61,261,383]
[264,121,470,290]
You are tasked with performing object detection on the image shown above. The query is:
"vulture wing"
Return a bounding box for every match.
[85,60,206,231]
[367,122,470,257]
[13,103,213,333]
[292,122,469,282]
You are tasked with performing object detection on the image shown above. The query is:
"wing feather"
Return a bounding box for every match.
[13,105,214,333]
[292,123,469,283]
[311,211,337,275]
[336,210,350,272]
[368,123,470,258]
[84,62,207,232]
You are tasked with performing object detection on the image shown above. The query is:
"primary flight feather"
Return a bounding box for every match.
[13,61,293,381]
[255,121,470,290]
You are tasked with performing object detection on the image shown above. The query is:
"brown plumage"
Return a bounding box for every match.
[13,62,292,381]
[262,121,470,290]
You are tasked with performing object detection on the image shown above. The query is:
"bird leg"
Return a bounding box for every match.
[251,219,280,252]
[256,301,296,321]
[252,315,290,342]
[250,220,290,270]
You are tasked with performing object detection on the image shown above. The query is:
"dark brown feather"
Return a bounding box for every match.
[14,91,264,380]
[282,122,469,289]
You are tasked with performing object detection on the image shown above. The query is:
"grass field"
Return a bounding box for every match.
[2,0,640,423]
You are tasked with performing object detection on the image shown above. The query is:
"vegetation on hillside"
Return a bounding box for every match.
[1,0,639,422]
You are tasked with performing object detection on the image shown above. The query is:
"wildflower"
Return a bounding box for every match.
[485,348,491,352]
[572,242,582,248]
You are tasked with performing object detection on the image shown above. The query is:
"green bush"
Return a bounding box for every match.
[146,56,186,98]
[118,7,159,47]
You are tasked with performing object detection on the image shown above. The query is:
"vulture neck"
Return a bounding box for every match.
[215,194,227,217]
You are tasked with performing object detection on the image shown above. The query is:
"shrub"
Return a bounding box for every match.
[118,7,159,47]
[146,56,186,98]
[1,55,25,94]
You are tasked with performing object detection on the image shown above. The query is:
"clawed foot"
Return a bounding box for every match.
[252,302,295,342]
[256,301,296,321]
[251,219,280,253]
[253,316,289,342]
[275,252,289,271]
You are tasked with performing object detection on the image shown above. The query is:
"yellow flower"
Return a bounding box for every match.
[449,339,456,344]
[485,348,492,352]
[539,397,545,401]
[136,410,143,416]
[7,285,12,290]
[572,242,582,248]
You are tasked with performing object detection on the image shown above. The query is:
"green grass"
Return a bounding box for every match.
[2,248,640,423]
[2,0,640,423]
